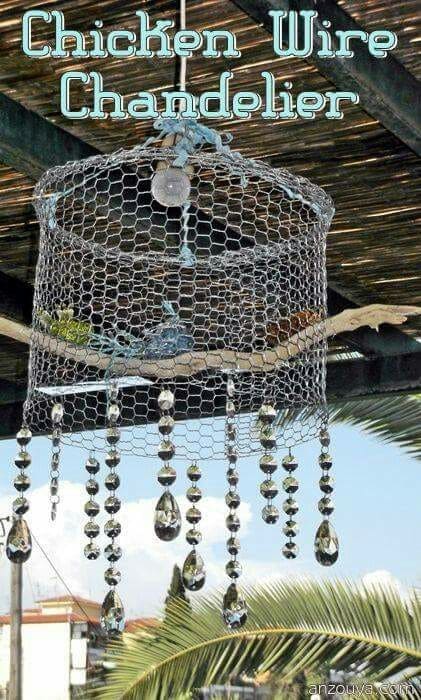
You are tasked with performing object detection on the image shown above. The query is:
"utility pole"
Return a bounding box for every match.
[9,562,23,700]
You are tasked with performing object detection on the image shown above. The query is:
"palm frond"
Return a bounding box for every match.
[96,579,421,700]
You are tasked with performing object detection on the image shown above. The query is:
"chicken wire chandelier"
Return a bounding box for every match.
[6,5,337,636]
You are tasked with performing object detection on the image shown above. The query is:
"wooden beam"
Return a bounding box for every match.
[231,0,421,156]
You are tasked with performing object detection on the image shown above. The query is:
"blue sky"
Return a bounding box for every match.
[0,421,419,618]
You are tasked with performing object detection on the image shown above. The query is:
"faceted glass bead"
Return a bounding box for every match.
[283,519,299,538]
[51,429,61,448]
[104,519,121,538]
[154,492,182,541]
[319,453,333,470]
[105,472,121,491]
[107,403,120,423]
[13,498,29,517]
[15,451,31,469]
[86,479,99,496]
[105,543,122,562]
[226,401,236,418]
[226,423,236,441]
[158,389,175,411]
[259,427,277,450]
[258,403,277,424]
[320,429,330,447]
[283,498,298,516]
[225,491,240,509]
[314,520,339,566]
[222,583,248,629]
[227,377,235,398]
[84,521,100,539]
[158,415,175,435]
[282,476,298,494]
[106,427,121,445]
[187,486,202,503]
[226,468,239,486]
[226,559,242,579]
[157,465,177,487]
[158,440,175,461]
[260,480,278,499]
[262,504,279,524]
[50,477,58,496]
[282,455,298,472]
[51,403,64,424]
[6,518,32,563]
[13,474,30,493]
[108,382,119,402]
[182,550,206,591]
[16,427,32,446]
[105,451,120,468]
[51,453,60,469]
[104,567,121,586]
[259,455,277,474]
[186,506,201,524]
[186,528,202,546]
[227,536,240,555]
[151,167,191,207]
[318,497,334,516]
[84,543,100,560]
[226,446,237,464]
[86,456,100,474]
[104,496,121,515]
[101,589,125,636]
[187,464,201,482]
[319,475,334,494]
[84,501,100,517]
[226,513,240,532]
[282,542,299,559]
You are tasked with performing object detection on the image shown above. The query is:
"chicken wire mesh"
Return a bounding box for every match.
[27,141,334,460]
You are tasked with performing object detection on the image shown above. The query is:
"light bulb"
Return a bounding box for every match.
[151,167,191,207]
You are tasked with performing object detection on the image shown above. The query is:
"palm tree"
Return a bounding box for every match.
[96,580,421,699]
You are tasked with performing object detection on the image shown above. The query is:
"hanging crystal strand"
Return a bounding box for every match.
[83,453,100,561]
[182,462,205,591]
[154,388,181,541]
[281,449,299,560]
[222,375,247,629]
[314,426,339,566]
[258,404,279,526]
[100,381,124,636]
[6,425,33,563]
[49,402,64,521]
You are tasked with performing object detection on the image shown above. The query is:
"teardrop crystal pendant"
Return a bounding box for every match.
[154,491,181,541]
[222,583,248,630]
[314,520,339,566]
[6,518,32,563]
[100,589,125,636]
[182,550,206,591]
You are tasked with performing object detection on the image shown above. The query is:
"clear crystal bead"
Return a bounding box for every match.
[282,476,298,494]
[222,583,247,629]
[258,404,277,424]
[85,456,100,474]
[6,518,32,563]
[154,492,182,541]
[259,455,277,474]
[226,423,236,441]
[226,536,240,555]
[227,377,235,397]
[226,513,240,532]
[282,455,298,472]
[187,464,201,482]
[105,472,121,491]
[318,497,334,516]
[262,504,279,524]
[86,479,99,496]
[108,382,119,402]
[158,440,175,461]
[186,506,201,524]
[101,590,125,636]
[283,519,299,537]
[186,528,202,546]
[14,452,31,469]
[226,400,236,418]
[50,477,58,496]
[319,453,333,470]
[226,445,237,463]
[283,498,298,516]
[51,403,64,424]
[13,474,30,492]
[282,542,299,559]
[187,486,202,503]
[104,543,122,562]
[51,453,60,469]
[106,427,121,445]
[84,521,100,539]
[104,496,121,515]
[16,427,32,446]
[226,560,242,579]
[182,550,206,591]
[105,451,120,468]
[259,427,277,450]
[260,480,278,499]
[51,429,61,447]
[225,491,240,509]
[157,465,177,487]
[314,520,339,566]
[104,567,121,586]
[84,543,100,560]
[319,475,334,494]
[84,500,100,518]
[320,429,330,447]
[226,468,239,486]
[158,389,175,411]
[104,519,121,538]
[13,498,29,517]
[158,415,175,435]
[107,403,120,423]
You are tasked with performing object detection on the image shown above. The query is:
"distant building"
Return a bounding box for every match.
[0,595,157,700]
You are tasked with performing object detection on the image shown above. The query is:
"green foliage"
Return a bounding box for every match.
[97,579,421,700]
[164,564,191,621]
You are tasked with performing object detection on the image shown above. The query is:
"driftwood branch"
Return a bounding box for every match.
[0,305,420,380]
